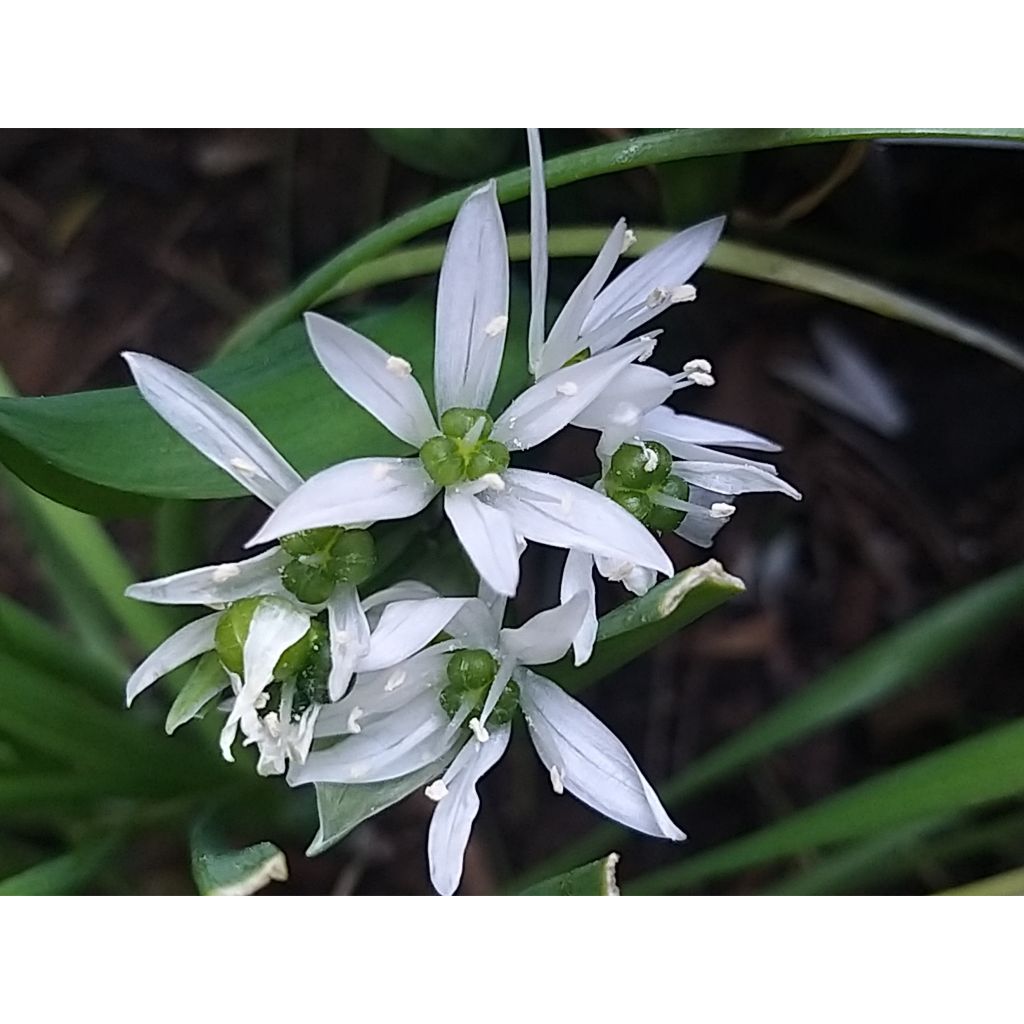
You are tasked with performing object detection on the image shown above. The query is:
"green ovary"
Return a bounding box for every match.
[420,407,510,487]
[604,441,689,533]
[439,648,520,728]
[279,526,376,604]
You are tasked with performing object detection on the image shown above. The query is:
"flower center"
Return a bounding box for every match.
[603,440,690,533]
[419,407,510,487]
[439,648,519,728]
[278,526,376,605]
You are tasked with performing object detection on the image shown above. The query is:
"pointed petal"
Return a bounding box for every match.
[122,351,301,508]
[361,579,439,612]
[582,216,724,334]
[527,128,548,376]
[125,547,289,607]
[673,460,802,499]
[434,181,509,412]
[560,549,598,666]
[444,490,521,597]
[500,592,588,667]
[125,614,220,705]
[498,469,673,577]
[641,404,781,453]
[327,584,370,701]
[446,597,501,650]
[304,312,437,446]
[360,597,471,672]
[572,365,676,433]
[427,725,510,895]
[493,336,655,452]
[594,555,657,596]
[537,219,628,376]
[519,670,685,841]
[289,691,456,785]
[247,458,438,546]
[238,600,311,706]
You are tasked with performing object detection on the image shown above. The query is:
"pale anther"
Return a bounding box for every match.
[469,717,490,743]
[346,707,364,733]
[550,764,565,794]
[484,315,508,338]
[670,284,697,303]
[641,443,659,472]
[385,355,412,377]
[710,502,736,519]
[621,228,637,252]
[555,381,579,397]
[480,473,505,492]
[424,780,449,802]
[212,563,241,583]
[645,286,670,308]
[683,358,712,374]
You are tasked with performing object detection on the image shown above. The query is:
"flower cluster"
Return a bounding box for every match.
[124,129,799,894]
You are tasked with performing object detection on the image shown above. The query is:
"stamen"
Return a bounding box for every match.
[424,780,449,802]
[385,355,412,377]
[550,765,565,794]
[469,717,490,743]
[212,563,241,582]
[484,315,508,338]
[346,707,364,734]
[255,693,270,711]
[384,669,407,692]
[555,381,579,397]
[621,228,637,253]
[641,443,659,472]
[479,472,505,492]
[710,502,736,519]
[670,284,697,303]
[645,286,670,308]
[682,358,715,387]
[683,358,712,374]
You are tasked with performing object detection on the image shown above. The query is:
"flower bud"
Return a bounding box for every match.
[419,435,464,486]
[440,407,493,441]
[608,441,672,489]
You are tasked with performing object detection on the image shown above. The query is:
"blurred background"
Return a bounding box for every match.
[0,128,1022,895]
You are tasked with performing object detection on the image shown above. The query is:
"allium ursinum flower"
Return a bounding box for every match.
[245,180,672,598]
[289,589,684,896]
[121,352,391,771]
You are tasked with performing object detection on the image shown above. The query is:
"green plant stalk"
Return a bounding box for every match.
[513,560,1024,889]
[520,853,621,895]
[938,865,1024,896]
[327,229,1024,372]
[629,717,1024,894]
[221,129,1024,355]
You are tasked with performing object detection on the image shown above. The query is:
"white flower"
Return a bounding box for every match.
[245,180,672,598]
[289,590,684,896]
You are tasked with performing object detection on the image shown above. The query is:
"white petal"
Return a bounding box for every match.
[444,490,521,597]
[446,597,501,650]
[327,584,370,701]
[304,312,437,447]
[537,219,628,376]
[594,555,657,596]
[582,216,724,334]
[125,547,288,607]
[673,460,802,499]
[560,549,598,666]
[499,592,589,667]
[361,579,439,612]
[498,469,673,576]
[527,128,548,376]
[493,336,655,452]
[519,670,685,841]
[572,365,676,433]
[289,692,455,785]
[360,597,471,671]
[641,404,781,453]
[434,181,509,412]
[247,458,438,546]
[125,614,219,705]
[122,352,301,508]
[427,725,510,896]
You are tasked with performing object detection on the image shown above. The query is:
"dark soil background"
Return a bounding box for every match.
[1,129,1022,894]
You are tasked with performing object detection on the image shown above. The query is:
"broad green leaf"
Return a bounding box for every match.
[629,717,1024,894]
[308,754,455,856]
[0,773,129,811]
[334,228,1024,373]
[166,652,226,735]
[0,836,119,895]
[546,559,746,692]
[369,128,516,178]
[190,821,287,896]
[515,560,1024,888]
[520,853,621,895]
[939,865,1024,896]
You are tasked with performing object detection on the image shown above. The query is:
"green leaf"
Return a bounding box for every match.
[514,560,1024,888]
[166,652,227,735]
[369,128,516,179]
[629,717,1024,894]
[308,753,455,856]
[939,865,1024,896]
[520,853,621,895]
[547,559,746,692]
[0,836,119,895]
[190,821,288,896]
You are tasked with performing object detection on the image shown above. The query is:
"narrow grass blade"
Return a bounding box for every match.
[520,853,621,895]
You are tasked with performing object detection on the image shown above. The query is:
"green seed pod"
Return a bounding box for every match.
[608,441,673,489]
[440,407,494,441]
[439,681,465,719]
[419,435,464,487]
[280,526,342,557]
[281,559,335,606]
[214,597,312,678]
[327,529,376,585]
[646,476,690,533]
[488,679,521,727]
[611,489,654,522]
[466,439,510,480]
[446,648,498,691]
[295,620,331,710]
